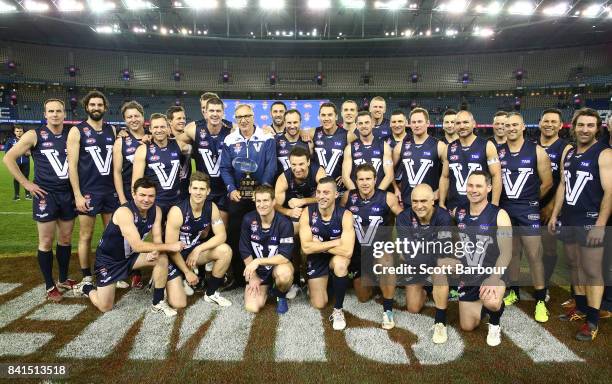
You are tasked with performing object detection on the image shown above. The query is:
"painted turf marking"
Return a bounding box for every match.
[57,290,148,359]
[0,282,21,296]
[0,332,54,356]
[193,291,254,361]
[344,295,465,365]
[345,328,410,364]
[0,284,46,328]
[129,308,176,360]
[27,304,87,321]
[501,306,584,363]
[275,300,327,362]
[176,296,215,349]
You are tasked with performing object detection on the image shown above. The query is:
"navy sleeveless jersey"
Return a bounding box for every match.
[307,204,346,257]
[283,162,319,205]
[239,211,294,278]
[455,203,501,282]
[396,206,453,259]
[144,139,182,206]
[76,121,115,193]
[498,141,540,207]
[276,134,311,172]
[562,142,608,223]
[345,189,390,245]
[538,138,568,207]
[350,137,386,186]
[489,137,505,151]
[193,120,231,197]
[373,118,391,141]
[176,198,213,258]
[446,136,490,209]
[397,136,441,204]
[120,132,142,199]
[32,125,71,192]
[97,200,156,261]
[313,126,347,180]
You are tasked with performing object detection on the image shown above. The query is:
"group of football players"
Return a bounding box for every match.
[3,91,610,346]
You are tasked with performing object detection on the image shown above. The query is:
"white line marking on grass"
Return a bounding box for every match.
[275,300,327,362]
[501,306,584,363]
[344,295,465,365]
[0,284,45,329]
[345,328,410,364]
[57,290,148,358]
[176,296,215,350]
[0,212,31,215]
[27,304,87,321]
[129,307,176,360]
[193,291,254,361]
[0,332,54,356]
[0,282,21,296]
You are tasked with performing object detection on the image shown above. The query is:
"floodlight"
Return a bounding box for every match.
[582,4,603,18]
[0,1,17,12]
[184,0,218,9]
[88,0,115,12]
[542,2,569,16]
[508,1,535,15]
[341,0,365,8]
[374,0,407,10]
[57,0,85,11]
[308,0,330,10]
[259,0,284,10]
[474,2,501,14]
[226,0,246,8]
[24,0,50,12]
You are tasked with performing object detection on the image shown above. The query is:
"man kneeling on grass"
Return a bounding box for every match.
[73,177,185,317]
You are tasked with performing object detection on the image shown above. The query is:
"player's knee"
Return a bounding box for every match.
[406,302,423,314]
[310,296,327,309]
[244,302,260,313]
[218,244,232,261]
[170,297,187,309]
[332,262,348,276]
[483,299,502,312]
[156,254,169,268]
[355,290,371,303]
[97,303,113,313]
[460,319,478,332]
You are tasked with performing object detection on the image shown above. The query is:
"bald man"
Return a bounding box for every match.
[395,184,453,344]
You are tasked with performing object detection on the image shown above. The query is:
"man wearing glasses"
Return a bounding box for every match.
[221,104,277,289]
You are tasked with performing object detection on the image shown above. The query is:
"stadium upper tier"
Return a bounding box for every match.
[1,42,611,93]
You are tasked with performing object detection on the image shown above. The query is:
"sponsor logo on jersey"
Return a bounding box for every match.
[86,138,96,144]
[42,142,54,148]
[38,199,47,211]
[40,130,49,140]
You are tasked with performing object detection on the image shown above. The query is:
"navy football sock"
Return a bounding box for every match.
[575,295,587,313]
[489,302,505,326]
[434,307,447,325]
[585,306,600,327]
[81,268,92,278]
[206,276,224,296]
[56,244,71,282]
[152,288,165,305]
[37,250,54,290]
[383,298,394,312]
[332,274,349,310]
[534,288,546,302]
[82,284,96,296]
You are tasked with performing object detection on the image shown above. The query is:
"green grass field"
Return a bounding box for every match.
[0,153,105,257]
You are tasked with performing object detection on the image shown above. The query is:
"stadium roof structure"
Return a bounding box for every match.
[0,0,611,56]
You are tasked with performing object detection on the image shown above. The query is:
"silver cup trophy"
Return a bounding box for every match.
[232,157,259,200]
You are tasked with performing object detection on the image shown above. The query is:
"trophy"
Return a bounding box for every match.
[232,157,259,200]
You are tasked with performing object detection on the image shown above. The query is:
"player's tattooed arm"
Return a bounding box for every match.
[327,210,356,259]
[298,209,341,254]
[438,144,449,208]
[341,145,356,191]
[67,126,86,212]
[112,138,128,204]
[131,144,147,190]
[3,130,45,197]
[536,145,553,199]
[485,141,502,206]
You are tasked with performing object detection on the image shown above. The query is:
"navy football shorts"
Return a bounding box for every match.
[32,190,76,222]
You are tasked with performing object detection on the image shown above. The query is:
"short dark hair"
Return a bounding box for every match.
[342,100,358,108]
[541,108,563,122]
[200,92,219,102]
[271,101,287,111]
[468,170,492,185]
[355,163,376,178]
[121,101,144,118]
[81,90,108,109]
[289,146,310,160]
[284,109,302,121]
[391,109,406,117]
[443,109,457,118]
[166,106,185,121]
[206,97,224,110]
[254,185,275,200]
[319,102,337,115]
[494,111,509,118]
[149,113,168,125]
[318,176,337,190]
[189,171,210,188]
[506,112,524,122]
[356,110,373,121]
[13,125,23,132]
[133,177,157,193]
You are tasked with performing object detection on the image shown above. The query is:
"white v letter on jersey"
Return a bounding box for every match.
[564,170,593,206]
[315,148,343,176]
[449,163,482,195]
[198,148,222,177]
[353,216,383,246]
[41,149,69,179]
[403,158,434,187]
[148,160,180,190]
[84,145,113,176]
[502,168,534,199]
